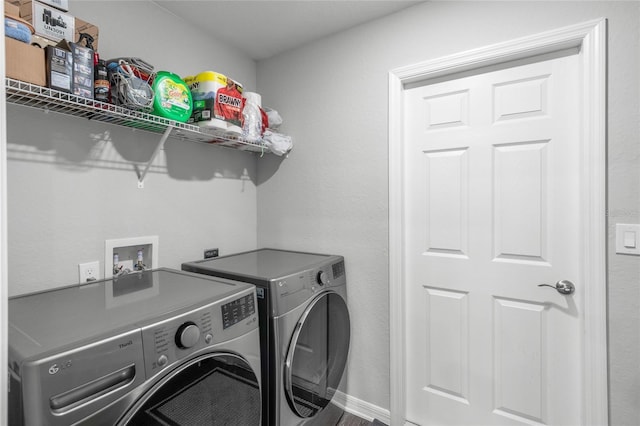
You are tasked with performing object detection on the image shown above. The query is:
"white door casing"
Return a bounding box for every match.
[1,7,7,421]
[389,19,607,426]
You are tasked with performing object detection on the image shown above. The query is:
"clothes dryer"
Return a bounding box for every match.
[182,248,350,426]
[8,268,261,426]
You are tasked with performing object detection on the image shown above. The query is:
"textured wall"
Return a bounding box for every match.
[256,1,640,423]
[7,0,260,296]
[5,0,639,423]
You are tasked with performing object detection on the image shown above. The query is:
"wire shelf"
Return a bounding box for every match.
[5,78,268,153]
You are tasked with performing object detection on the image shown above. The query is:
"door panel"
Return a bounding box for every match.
[424,287,469,403]
[493,141,548,262]
[404,53,581,425]
[493,297,546,422]
[424,149,469,257]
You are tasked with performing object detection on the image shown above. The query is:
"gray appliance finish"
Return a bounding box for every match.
[182,248,351,426]
[8,268,261,426]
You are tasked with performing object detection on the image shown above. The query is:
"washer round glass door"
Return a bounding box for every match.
[284,291,350,418]
[122,353,260,425]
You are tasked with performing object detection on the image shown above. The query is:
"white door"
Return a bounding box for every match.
[403,53,582,425]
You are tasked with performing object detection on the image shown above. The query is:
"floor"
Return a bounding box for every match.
[336,412,381,426]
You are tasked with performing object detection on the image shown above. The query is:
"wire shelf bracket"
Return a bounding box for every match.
[137,125,173,188]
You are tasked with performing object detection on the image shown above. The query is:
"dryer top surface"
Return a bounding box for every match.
[183,249,342,283]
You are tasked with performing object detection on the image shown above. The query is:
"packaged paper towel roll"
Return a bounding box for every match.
[242,91,264,143]
[187,71,244,133]
[243,92,262,107]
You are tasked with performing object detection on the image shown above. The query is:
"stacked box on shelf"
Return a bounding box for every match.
[4,1,46,86]
[44,40,72,92]
[43,39,95,97]
[8,0,99,49]
[5,0,97,97]
[5,38,46,87]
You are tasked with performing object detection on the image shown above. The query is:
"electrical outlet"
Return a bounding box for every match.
[79,261,100,283]
[204,248,219,259]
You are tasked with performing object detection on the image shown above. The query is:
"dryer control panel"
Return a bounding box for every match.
[271,259,346,317]
[140,288,258,379]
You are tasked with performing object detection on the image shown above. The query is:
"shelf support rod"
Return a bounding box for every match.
[138,125,174,188]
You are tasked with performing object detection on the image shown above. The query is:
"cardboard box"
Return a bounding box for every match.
[10,0,68,12]
[37,0,68,11]
[5,1,20,17]
[5,36,46,86]
[29,33,56,49]
[45,40,73,92]
[8,0,99,49]
[74,17,98,51]
[32,1,74,42]
[7,0,31,20]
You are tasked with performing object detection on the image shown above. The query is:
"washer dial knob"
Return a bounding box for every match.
[175,322,200,349]
[317,270,329,286]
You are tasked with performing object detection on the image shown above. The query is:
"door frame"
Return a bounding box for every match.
[1,8,7,421]
[388,19,607,426]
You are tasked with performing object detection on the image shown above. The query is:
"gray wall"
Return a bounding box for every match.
[8,0,260,296]
[255,1,640,424]
[6,0,640,424]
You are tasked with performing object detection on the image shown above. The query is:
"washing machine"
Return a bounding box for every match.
[8,268,261,426]
[182,248,351,426]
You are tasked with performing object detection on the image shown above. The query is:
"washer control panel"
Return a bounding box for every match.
[140,288,258,378]
[221,293,256,329]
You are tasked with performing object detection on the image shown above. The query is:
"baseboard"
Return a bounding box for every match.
[332,390,391,425]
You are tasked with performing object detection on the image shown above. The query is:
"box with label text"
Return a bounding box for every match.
[8,0,99,49]
[70,41,93,98]
[37,0,67,11]
[45,41,73,92]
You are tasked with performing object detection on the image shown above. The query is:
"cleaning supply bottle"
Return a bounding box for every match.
[151,71,192,122]
[79,33,110,103]
[94,59,110,102]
